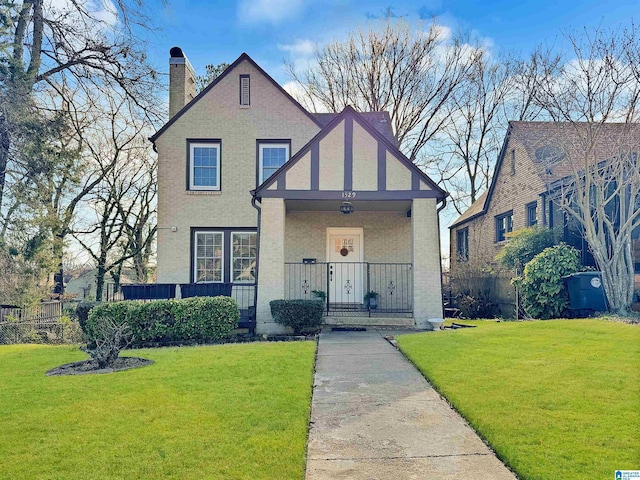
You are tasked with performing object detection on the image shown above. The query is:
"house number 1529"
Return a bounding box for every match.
[342,191,357,198]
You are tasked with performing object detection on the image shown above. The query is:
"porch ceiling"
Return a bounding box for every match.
[285,199,412,212]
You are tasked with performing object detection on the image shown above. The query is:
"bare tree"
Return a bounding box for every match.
[0,1,162,294]
[424,52,517,214]
[71,105,156,301]
[286,19,479,161]
[532,26,640,313]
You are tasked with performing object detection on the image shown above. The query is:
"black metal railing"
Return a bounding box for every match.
[285,262,413,316]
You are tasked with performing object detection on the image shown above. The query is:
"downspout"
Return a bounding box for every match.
[436,196,448,319]
[250,192,261,336]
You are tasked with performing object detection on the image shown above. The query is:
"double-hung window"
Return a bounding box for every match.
[258,142,290,184]
[189,141,220,190]
[495,211,513,242]
[194,232,224,282]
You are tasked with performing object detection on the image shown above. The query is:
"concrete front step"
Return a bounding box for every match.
[324,316,416,327]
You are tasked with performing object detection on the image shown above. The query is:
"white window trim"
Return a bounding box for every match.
[189,142,221,191]
[193,231,224,283]
[259,143,290,184]
[231,231,257,284]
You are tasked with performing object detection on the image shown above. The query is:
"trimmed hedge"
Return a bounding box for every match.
[270,300,324,335]
[85,296,240,346]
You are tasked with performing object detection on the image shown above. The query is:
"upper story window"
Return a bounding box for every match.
[526,202,538,227]
[456,228,469,261]
[258,142,290,184]
[189,141,221,190]
[495,211,513,242]
[239,74,250,106]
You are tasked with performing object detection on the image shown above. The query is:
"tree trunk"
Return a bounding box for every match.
[591,238,634,314]
[95,261,107,302]
[52,233,65,296]
[0,116,8,213]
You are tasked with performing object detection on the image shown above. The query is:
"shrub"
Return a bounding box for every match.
[270,300,324,335]
[85,318,133,368]
[457,293,499,319]
[496,226,558,271]
[75,301,100,332]
[517,244,582,319]
[450,261,501,318]
[84,297,240,347]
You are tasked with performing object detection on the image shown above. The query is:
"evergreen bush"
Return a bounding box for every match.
[516,244,582,318]
[269,300,324,335]
[84,296,240,346]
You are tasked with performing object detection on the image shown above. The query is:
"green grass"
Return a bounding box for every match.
[0,342,316,480]
[397,320,640,480]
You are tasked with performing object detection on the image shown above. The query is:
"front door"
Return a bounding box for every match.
[327,228,364,305]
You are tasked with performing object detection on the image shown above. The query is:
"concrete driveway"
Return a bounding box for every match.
[305,328,517,480]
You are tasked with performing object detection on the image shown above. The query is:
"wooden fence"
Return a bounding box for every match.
[0,301,62,323]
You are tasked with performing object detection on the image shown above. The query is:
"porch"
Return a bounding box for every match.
[285,262,413,317]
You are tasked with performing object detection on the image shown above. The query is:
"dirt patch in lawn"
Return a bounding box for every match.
[46,357,153,376]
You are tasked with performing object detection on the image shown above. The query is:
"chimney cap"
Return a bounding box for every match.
[170,46,185,58]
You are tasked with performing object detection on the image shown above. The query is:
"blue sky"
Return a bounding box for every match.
[140,0,638,259]
[145,0,639,85]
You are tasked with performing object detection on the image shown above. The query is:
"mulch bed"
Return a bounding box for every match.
[46,357,153,376]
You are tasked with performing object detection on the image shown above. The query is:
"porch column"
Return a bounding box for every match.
[412,198,444,324]
[256,197,288,334]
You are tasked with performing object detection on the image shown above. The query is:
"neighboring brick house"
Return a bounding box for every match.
[150,48,447,334]
[449,122,640,286]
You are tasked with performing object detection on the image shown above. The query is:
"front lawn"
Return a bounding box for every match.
[0,342,316,480]
[397,319,640,480]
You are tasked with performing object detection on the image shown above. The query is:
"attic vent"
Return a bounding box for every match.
[239,75,250,106]
[534,145,565,164]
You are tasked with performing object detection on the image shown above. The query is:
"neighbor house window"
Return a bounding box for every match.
[189,141,220,190]
[456,228,469,261]
[194,232,223,282]
[240,74,250,106]
[232,232,257,282]
[495,211,513,242]
[526,202,538,227]
[510,149,516,175]
[258,142,290,183]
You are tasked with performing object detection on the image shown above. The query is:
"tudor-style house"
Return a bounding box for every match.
[449,121,640,288]
[150,48,447,334]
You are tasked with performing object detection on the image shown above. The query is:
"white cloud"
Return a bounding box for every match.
[237,0,306,25]
[44,0,119,30]
[278,39,315,56]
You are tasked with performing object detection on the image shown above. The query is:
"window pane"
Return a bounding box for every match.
[191,145,219,188]
[260,144,288,182]
[195,232,223,282]
[232,232,256,282]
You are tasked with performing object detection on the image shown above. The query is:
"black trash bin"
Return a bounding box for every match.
[562,272,608,314]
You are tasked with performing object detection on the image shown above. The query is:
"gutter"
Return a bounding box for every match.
[436,197,447,319]
[250,192,261,336]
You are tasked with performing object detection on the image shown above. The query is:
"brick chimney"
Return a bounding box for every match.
[169,47,197,119]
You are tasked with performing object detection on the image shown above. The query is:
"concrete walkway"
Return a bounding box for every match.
[305,328,516,480]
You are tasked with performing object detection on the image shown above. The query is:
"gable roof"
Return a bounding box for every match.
[450,190,489,228]
[450,120,640,229]
[313,111,397,146]
[149,52,323,142]
[253,105,447,199]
